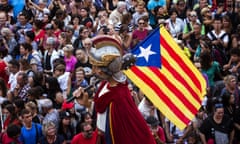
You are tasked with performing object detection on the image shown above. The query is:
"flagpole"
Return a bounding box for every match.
[0,105,3,131]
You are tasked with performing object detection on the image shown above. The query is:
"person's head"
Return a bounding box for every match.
[222,15,231,28]
[176,0,186,11]
[199,0,208,8]
[137,17,145,30]
[146,116,159,132]
[79,26,89,39]
[25,101,38,115]
[224,74,237,89]
[82,112,93,124]
[89,35,125,82]
[187,131,198,144]
[43,14,50,24]
[190,11,197,22]
[97,9,108,23]
[59,111,71,126]
[106,24,115,35]
[55,9,65,20]
[200,51,212,70]
[82,37,92,51]
[45,23,54,34]
[27,86,43,100]
[213,16,222,31]
[75,66,85,81]
[53,63,66,77]
[121,12,132,24]
[80,7,89,18]
[45,76,61,91]
[230,48,240,62]
[136,0,145,13]
[81,122,94,139]
[199,40,211,53]
[222,92,235,107]
[19,58,31,71]
[117,1,126,13]
[200,7,211,18]
[42,122,57,140]
[5,104,17,120]
[21,108,32,124]
[52,19,62,30]
[38,0,47,8]
[64,25,74,38]
[63,44,74,57]
[41,98,53,113]
[213,103,224,120]
[75,48,87,61]
[6,124,21,139]
[0,11,7,26]
[20,43,32,55]
[119,24,129,35]
[71,15,81,26]
[169,8,178,20]
[193,23,201,34]
[0,78,7,97]
[54,90,63,104]
[1,27,13,39]
[8,59,20,73]
[17,71,28,87]
[45,37,57,50]
[18,12,29,25]
[13,98,25,113]
[24,31,35,43]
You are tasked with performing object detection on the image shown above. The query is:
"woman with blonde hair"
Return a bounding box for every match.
[39,122,65,144]
[221,75,240,108]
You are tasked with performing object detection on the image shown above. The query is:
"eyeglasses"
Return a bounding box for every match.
[191,15,197,17]
[82,31,89,34]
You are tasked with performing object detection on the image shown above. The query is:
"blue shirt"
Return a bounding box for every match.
[147,0,166,26]
[20,123,43,144]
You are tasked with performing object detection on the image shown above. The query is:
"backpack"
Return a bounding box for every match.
[209,31,228,65]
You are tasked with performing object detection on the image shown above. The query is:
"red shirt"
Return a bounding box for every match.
[1,133,22,144]
[71,130,98,144]
[0,60,9,88]
[34,29,45,43]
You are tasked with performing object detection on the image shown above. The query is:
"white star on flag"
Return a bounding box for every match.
[137,44,156,62]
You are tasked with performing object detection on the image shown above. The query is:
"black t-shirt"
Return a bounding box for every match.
[45,53,52,71]
[199,114,234,142]
[38,135,64,144]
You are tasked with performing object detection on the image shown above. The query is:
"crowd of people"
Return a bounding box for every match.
[0,0,240,143]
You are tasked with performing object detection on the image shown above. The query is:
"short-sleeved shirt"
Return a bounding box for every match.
[199,114,234,142]
[201,61,220,87]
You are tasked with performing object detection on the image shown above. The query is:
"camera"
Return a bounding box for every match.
[101,26,109,34]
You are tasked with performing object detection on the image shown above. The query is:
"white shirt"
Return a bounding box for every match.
[97,83,109,132]
[8,71,19,92]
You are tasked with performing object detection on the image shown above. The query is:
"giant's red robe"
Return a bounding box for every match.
[94,81,156,144]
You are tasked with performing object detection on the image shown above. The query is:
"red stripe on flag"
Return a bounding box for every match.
[150,67,198,114]
[131,66,190,124]
[161,56,201,103]
[160,35,203,93]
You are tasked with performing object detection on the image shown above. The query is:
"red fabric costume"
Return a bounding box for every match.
[94,81,156,144]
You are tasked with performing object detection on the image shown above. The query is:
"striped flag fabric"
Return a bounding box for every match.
[124,26,207,130]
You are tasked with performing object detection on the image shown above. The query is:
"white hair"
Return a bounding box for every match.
[117,1,126,9]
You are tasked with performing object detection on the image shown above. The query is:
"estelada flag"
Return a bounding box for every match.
[124,26,207,130]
